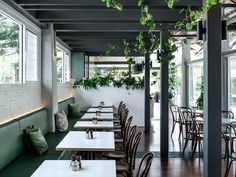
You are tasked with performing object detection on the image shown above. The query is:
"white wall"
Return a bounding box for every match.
[0,82,41,121]
[75,87,145,127]
[58,83,76,101]
[0,1,42,123]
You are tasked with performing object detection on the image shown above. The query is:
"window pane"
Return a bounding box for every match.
[0,12,21,84]
[26,30,38,81]
[190,41,203,61]
[228,55,236,114]
[188,62,203,107]
[64,52,70,82]
[57,48,63,83]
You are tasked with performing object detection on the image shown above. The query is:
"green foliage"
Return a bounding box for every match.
[175,0,220,30]
[105,43,116,56]
[101,0,123,11]
[169,62,178,100]
[159,40,177,63]
[196,80,204,109]
[73,70,144,90]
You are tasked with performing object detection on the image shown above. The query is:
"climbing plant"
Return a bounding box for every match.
[101,0,221,59]
[73,70,144,90]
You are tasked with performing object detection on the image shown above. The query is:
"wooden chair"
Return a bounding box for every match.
[222,110,234,119]
[222,123,236,177]
[116,131,143,177]
[135,152,155,177]
[170,104,182,139]
[181,109,203,157]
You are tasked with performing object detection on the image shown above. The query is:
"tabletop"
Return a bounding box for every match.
[81,113,114,121]
[74,121,113,130]
[31,160,116,177]
[91,104,113,108]
[56,131,115,151]
[196,117,236,125]
[86,107,114,113]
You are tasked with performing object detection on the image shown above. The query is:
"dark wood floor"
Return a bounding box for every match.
[135,118,236,177]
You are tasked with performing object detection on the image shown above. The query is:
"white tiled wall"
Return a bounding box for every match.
[0,82,42,122]
[57,83,75,101]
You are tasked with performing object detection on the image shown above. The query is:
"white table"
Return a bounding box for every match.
[31,160,116,177]
[74,121,113,130]
[81,113,114,121]
[86,107,113,113]
[91,104,113,108]
[196,117,236,125]
[56,131,115,151]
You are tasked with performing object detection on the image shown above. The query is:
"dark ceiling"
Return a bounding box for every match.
[4,0,206,55]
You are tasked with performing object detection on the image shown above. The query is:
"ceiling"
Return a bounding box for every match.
[4,0,235,55]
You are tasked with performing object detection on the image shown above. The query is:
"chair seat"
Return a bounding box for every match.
[116,162,129,172]
[103,151,126,160]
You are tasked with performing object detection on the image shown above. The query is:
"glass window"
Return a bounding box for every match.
[0,11,22,84]
[190,41,203,61]
[56,46,71,83]
[173,66,182,105]
[188,62,203,107]
[228,55,236,114]
[26,30,38,81]
[56,48,63,83]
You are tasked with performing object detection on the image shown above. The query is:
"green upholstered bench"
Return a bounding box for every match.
[0,109,68,177]
[0,97,84,177]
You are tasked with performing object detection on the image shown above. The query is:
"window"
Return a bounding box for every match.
[188,62,203,107]
[228,55,236,114]
[190,41,203,61]
[26,30,38,81]
[56,46,71,83]
[0,11,22,84]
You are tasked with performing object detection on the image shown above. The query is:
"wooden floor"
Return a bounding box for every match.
[135,118,236,177]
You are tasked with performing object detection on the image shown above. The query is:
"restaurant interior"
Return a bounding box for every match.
[0,0,236,177]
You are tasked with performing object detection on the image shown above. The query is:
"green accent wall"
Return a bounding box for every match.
[71,52,85,79]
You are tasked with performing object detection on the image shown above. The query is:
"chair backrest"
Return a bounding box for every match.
[120,108,129,128]
[117,101,124,114]
[128,131,143,174]
[222,110,234,119]
[123,116,133,142]
[170,104,179,122]
[125,125,137,156]
[136,152,155,177]
[222,123,236,157]
[179,107,192,122]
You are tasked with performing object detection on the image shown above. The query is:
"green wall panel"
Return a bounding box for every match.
[71,52,85,79]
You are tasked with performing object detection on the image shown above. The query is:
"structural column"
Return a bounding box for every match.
[160,30,169,157]
[144,54,150,132]
[203,4,222,177]
[41,24,58,132]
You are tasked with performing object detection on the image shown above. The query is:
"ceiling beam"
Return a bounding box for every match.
[17,0,203,7]
[54,23,176,32]
[36,9,185,23]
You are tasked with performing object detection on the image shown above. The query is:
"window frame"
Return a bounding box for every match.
[0,2,41,85]
[56,42,71,84]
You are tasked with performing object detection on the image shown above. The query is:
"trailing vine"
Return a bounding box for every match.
[101,0,221,57]
[73,70,144,90]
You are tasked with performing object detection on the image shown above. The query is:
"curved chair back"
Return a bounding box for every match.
[170,104,179,122]
[222,110,234,119]
[136,152,155,177]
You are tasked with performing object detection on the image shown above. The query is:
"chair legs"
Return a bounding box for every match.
[225,158,233,177]
[171,122,176,137]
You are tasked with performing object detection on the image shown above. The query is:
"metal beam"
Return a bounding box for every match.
[160,30,169,158]
[17,0,203,7]
[145,54,150,132]
[2,0,46,28]
[35,9,185,23]
[203,4,222,177]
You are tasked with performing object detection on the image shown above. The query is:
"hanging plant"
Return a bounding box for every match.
[101,0,123,11]
[159,39,177,63]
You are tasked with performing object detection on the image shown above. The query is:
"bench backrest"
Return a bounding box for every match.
[58,97,75,116]
[0,108,48,170]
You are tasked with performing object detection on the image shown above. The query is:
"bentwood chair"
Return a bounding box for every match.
[170,105,182,139]
[104,125,137,161]
[181,109,203,157]
[135,152,155,177]
[222,110,234,119]
[116,131,143,177]
[222,123,236,177]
